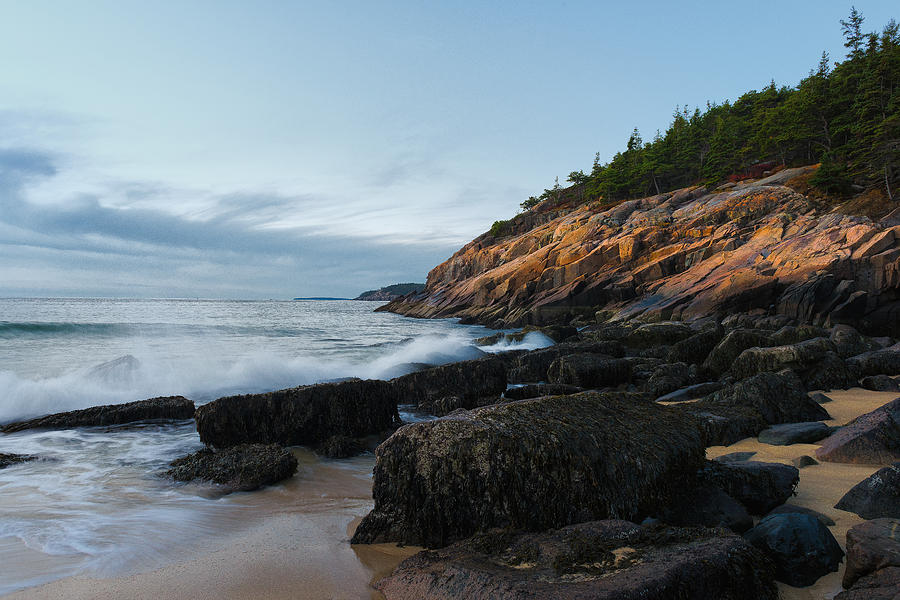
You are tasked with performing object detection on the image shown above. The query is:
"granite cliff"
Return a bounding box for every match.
[381,167,900,336]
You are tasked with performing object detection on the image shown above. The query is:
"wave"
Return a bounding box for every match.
[478,331,555,353]
[0,321,328,340]
[0,332,488,423]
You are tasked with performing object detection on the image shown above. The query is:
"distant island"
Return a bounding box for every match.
[353,283,425,301]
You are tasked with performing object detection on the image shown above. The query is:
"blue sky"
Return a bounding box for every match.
[0,0,896,298]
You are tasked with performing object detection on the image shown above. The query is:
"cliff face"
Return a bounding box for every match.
[381,167,900,335]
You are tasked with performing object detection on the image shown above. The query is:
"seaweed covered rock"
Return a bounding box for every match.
[816,397,900,464]
[665,327,725,365]
[860,375,900,392]
[391,356,507,409]
[374,521,777,600]
[1,396,195,433]
[659,485,752,533]
[835,464,900,519]
[352,393,706,548]
[847,349,900,377]
[643,362,694,398]
[547,354,631,388]
[316,435,365,458]
[730,338,854,390]
[195,379,399,448]
[745,512,844,587]
[703,329,773,376]
[510,342,624,383]
[166,443,298,493]
[842,518,900,589]
[831,325,877,359]
[701,460,799,515]
[623,322,693,348]
[0,453,36,469]
[678,371,829,445]
[503,383,582,401]
[758,422,831,446]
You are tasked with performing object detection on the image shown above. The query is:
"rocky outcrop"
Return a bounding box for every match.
[816,397,900,464]
[354,282,425,301]
[1,396,195,433]
[351,393,705,548]
[841,518,900,589]
[0,453,36,469]
[835,463,900,519]
[745,512,844,587]
[195,379,399,448]
[730,337,856,390]
[166,444,298,493]
[374,521,777,600]
[379,179,900,337]
[390,356,506,413]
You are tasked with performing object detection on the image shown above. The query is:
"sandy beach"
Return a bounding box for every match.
[6,387,895,600]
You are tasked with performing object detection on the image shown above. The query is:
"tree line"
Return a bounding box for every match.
[522,8,899,211]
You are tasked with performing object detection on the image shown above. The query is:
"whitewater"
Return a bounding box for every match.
[0,297,553,595]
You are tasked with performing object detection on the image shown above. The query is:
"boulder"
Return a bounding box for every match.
[1,396,195,433]
[730,338,855,390]
[503,383,582,401]
[835,464,900,519]
[316,435,365,459]
[374,521,777,600]
[804,351,859,391]
[391,356,507,408]
[835,567,900,600]
[765,504,835,526]
[623,322,693,348]
[679,371,829,445]
[701,460,799,515]
[861,375,900,392]
[0,453,36,469]
[831,325,877,359]
[816,398,900,464]
[745,513,844,587]
[703,329,773,376]
[195,379,399,448]
[351,393,706,547]
[842,518,900,588]
[643,362,694,398]
[510,342,624,383]
[847,349,900,377]
[474,333,503,346]
[659,485,752,533]
[665,327,725,364]
[758,422,831,446]
[166,443,298,493]
[655,381,724,402]
[547,354,631,388]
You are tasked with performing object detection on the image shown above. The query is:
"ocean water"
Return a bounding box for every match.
[0,298,553,595]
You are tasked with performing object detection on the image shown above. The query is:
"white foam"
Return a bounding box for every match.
[478,331,555,353]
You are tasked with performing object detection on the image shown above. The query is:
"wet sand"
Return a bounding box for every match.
[7,388,895,599]
[707,388,899,600]
[4,450,420,600]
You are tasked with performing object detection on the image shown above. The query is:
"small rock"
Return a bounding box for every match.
[0,453,37,469]
[766,504,835,526]
[793,455,819,468]
[655,381,724,403]
[167,444,298,493]
[810,392,833,403]
[860,375,900,392]
[745,513,844,587]
[842,518,900,588]
[835,463,900,519]
[758,422,831,446]
[714,452,757,463]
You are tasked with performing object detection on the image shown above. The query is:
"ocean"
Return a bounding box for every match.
[0,298,553,595]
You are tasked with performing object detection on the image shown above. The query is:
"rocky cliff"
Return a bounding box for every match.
[381,167,900,336]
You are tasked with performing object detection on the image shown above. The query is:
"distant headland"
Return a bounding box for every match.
[353,283,425,301]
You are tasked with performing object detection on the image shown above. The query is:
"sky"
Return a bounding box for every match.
[0,1,896,299]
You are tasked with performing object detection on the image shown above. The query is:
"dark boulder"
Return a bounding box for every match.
[655,381,724,403]
[835,566,900,600]
[166,443,298,493]
[842,518,900,589]
[678,371,829,445]
[766,504,835,526]
[714,451,757,463]
[374,521,777,600]
[643,362,694,398]
[392,356,507,409]
[623,321,693,348]
[0,453,36,469]
[703,329,773,376]
[730,338,855,390]
[316,435,365,459]
[847,349,900,377]
[758,422,831,446]
[547,354,631,388]
[659,485,752,533]
[835,464,900,519]
[665,327,724,365]
[195,379,399,448]
[861,375,900,392]
[701,460,799,515]
[503,383,582,401]
[745,512,844,587]
[509,342,623,383]
[351,393,706,547]
[793,455,820,468]
[1,396,195,433]
[831,325,877,359]
[768,325,829,346]
[811,392,834,403]
[804,351,859,391]
[816,398,900,464]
